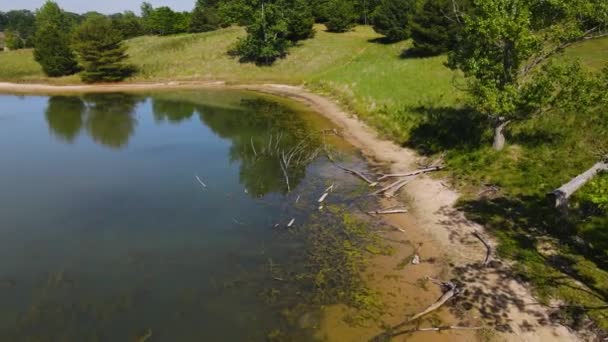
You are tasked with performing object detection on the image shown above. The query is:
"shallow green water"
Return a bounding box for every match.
[0,90,374,341]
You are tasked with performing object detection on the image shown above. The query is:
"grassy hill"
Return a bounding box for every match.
[1,24,608,332]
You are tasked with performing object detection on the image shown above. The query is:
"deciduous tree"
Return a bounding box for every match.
[448,0,608,150]
[33,1,78,77]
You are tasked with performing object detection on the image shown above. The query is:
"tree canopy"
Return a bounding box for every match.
[33,1,79,77]
[371,0,417,42]
[448,0,608,150]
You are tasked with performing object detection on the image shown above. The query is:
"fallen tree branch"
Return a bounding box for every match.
[381,282,459,338]
[378,166,444,181]
[387,325,482,339]
[372,178,409,196]
[367,208,408,215]
[472,231,492,266]
[408,284,458,322]
[195,175,207,188]
[384,179,412,198]
[333,163,378,186]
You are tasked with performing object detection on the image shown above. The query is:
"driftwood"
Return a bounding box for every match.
[195,175,207,188]
[387,325,482,339]
[372,178,409,196]
[408,283,458,322]
[548,161,608,210]
[333,163,377,186]
[381,281,459,339]
[367,208,408,215]
[378,166,444,181]
[318,192,329,203]
[384,179,411,198]
[472,231,492,266]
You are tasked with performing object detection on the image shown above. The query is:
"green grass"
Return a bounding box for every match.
[1,24,607,333]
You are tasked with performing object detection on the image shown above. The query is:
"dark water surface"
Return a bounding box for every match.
[0,90,368,341]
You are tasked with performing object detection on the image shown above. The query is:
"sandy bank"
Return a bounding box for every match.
[0,81,580,341]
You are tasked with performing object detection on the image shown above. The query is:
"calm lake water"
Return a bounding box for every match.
[0,90,372,341]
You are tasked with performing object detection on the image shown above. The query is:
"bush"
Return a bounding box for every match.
[33,24,79,77]
[233,3,290,65]
[371,0,417,42]
[5,30,25,49]
[285,0,315,41]
[324,0,358,33]
[73,16,136,83]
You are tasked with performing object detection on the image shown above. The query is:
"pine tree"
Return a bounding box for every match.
[370,0,417,42]
[33,1,78,77]
[409,0,467,56]
[324,0,358,33]
[73,16,136,83]
[285,0,315,41]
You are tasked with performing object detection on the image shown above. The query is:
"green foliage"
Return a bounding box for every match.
[143,5,191,35]
[3,10,36,48]
[409,0,466,56]
[73,16,136,83]
[370,0,416,42]
[324,0,358,33]
[448,0,608,149]
[190,0,222,33]
[285,0,315,41]
[111,11,145,39]
[233,3,290,65]
[217,0,256,25]
[33,1,79,77]
[233,0,314,65]
[578,173,608,212]
[5,30,25,50]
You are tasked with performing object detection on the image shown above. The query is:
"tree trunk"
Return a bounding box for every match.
[492,119,511,151]
[548,161,608,210]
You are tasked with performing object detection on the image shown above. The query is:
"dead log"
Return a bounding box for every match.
[367,208,408,215]
[378,166,443,181]
[548,161,608,210]
[472,231,492,266]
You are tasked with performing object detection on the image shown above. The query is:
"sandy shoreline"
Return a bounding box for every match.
[0,81,580,341]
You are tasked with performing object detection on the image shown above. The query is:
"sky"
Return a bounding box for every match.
[0,0,195,14]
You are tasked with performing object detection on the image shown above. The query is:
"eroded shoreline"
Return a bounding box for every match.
[0,81,580,341]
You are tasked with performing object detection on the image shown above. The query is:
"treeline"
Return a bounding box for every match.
[2,0,471,68]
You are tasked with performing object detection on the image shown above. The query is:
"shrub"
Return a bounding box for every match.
[324,0,358,33]
[233,3,290,65]
[33,1,78,77]
[371,0,417,42]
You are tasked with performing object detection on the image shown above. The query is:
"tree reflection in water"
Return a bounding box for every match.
[45,92,323,196]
